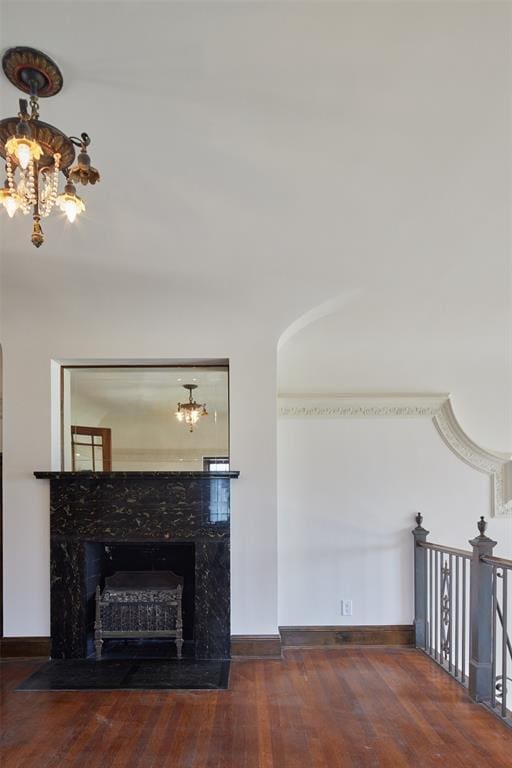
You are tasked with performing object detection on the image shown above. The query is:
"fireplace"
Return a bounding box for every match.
[35,470,239,659]
[85,542,194,658]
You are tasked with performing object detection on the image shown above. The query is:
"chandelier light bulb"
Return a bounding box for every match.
[63,198,78,223]
[0,185,20,218]
[16,141,31,170]
[5,136,43,170]
[4,195,18,218]
[56,181,85,224]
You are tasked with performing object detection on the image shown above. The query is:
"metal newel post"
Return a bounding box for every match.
[413,512,429,649]
[468,516,497,702]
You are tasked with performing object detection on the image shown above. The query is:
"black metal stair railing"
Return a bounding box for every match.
[413,514,511,728]
[422,539,470,682]
[484,555,512,719]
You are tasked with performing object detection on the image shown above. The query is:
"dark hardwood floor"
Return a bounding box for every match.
[1,648,511,767]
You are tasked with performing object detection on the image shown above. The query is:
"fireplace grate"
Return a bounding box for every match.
[94,571,183,659]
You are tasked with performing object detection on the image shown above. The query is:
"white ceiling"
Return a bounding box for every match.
[70,366,228,412]
[1,2,510,450]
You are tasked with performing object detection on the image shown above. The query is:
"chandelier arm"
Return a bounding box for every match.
[69,133,91,150]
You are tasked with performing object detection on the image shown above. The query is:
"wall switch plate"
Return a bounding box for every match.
[341,600,352,616]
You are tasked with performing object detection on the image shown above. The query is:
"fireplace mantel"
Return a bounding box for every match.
[36,469,238,659]
[35,470,240,479]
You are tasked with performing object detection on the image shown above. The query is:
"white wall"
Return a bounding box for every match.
[1,1,511,639]
[278,305,512,456]
[2,343,277,637]
[278,416,511,627]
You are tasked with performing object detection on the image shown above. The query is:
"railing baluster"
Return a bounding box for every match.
[440,551,443,662]
[455,555,459,679]
[429,547,433,656]
[449,553,454,674]
[491,565,497,709]
[462,557,467,684]
[435,549,439,662]
[502,568,508,719]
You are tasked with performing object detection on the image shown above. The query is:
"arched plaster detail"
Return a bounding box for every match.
[277,290,361,351]
[278,394,512,518]
[432,399,512,519]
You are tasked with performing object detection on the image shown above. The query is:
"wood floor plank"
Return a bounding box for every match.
[1,649,511,767]
[302,650,357,768]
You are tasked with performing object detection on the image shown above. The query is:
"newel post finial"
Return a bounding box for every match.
[412,513,429,649]
[477,516,487,537]
[413,512,428,535]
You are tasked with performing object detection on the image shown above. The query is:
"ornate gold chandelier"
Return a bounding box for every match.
[0,47,100,247]
[175,384,208,433]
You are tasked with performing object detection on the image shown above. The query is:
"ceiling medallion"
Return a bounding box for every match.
[0,47,100,247]
[175,384,208,433]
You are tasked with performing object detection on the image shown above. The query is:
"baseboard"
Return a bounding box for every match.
[279,625,414,648]
[0,626,413,659]
[230,634,282,659]
[0,636,51,659]
[1,635,283,660]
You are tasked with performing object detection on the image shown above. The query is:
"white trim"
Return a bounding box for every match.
[278,393,448,419]
[278,394,512,519]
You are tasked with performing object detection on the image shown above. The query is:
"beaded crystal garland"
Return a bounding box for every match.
[4,150,60,217]
[0,47,100,247]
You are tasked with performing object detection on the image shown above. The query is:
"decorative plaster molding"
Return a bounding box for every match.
[278,394,448,419]
[278,394,512,518]
[432,400,512,520]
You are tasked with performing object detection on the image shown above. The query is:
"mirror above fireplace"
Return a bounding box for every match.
[61,364,229,472]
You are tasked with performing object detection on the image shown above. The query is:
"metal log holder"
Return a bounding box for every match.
[94,571,184,660]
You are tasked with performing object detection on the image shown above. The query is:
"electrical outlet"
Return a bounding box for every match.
[341,600,353,616]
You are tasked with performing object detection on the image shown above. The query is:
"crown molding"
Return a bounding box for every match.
[278,393,448,419]
[278,394,511,518]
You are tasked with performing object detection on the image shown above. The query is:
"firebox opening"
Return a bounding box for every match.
[84,542,195,658]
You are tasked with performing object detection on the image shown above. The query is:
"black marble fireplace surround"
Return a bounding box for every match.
[34,471,239,660]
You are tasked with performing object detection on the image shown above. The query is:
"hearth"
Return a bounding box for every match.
[18,658,231,691]
[35,470,239,660]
